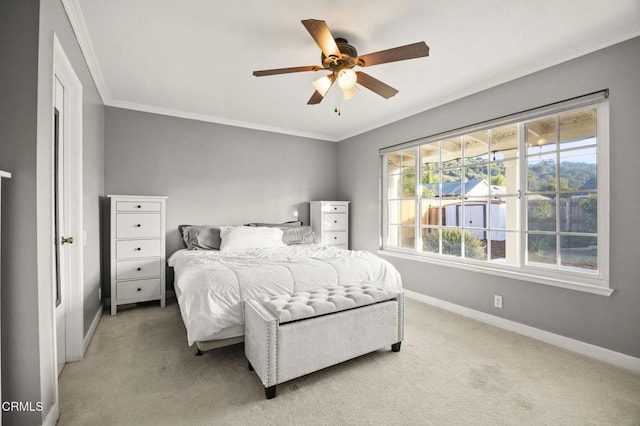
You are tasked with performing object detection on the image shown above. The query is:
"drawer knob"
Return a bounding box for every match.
[137,288,141,292]
[137,267,142,271]
[135,224,142,228]
[135,247,141,251]
[136,205,141,208]
[334,220,338,223]
[334,236,337,240]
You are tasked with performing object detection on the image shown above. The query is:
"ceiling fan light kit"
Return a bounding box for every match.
[252,19,429,109]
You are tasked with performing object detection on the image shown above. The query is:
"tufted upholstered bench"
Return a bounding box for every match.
[244,283,404,399]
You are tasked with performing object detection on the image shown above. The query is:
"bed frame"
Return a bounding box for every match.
[194,336,245,356]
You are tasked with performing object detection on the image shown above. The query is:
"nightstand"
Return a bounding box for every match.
[310,201,350,249]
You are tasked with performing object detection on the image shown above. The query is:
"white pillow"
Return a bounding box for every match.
[219,226,285,252]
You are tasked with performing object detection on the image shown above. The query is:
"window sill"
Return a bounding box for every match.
[378,249,613,297]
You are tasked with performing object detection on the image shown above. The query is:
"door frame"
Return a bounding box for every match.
[51,34,84,366]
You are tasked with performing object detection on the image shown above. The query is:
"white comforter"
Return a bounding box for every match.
[168,245,402,345]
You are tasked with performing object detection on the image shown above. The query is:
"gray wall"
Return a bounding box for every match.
[338,36,640,358]
[1,0,105,424]
[0,1,42,424]
[104,106,338,260]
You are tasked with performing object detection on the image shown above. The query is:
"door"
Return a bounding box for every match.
[54,76,67,376]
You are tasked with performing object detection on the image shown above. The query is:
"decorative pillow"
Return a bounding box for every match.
[282,226,315,245]
[245,221,302,228]
[219,226,285,252]
[178,225,222,250]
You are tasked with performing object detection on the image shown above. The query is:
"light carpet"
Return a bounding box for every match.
[58,298,640,425]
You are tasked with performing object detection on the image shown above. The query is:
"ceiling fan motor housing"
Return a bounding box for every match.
[322,38,358,69]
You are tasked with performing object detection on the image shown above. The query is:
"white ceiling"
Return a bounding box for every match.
[67,0,640,141]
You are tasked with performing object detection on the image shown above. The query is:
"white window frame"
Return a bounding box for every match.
[379,91,611,296]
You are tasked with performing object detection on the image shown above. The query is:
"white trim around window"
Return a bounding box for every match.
[379,91,612,296]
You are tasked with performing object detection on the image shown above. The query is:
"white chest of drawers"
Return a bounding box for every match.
[310,201,350,250]
[109,195,167,315]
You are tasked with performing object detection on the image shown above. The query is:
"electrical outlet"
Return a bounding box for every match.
[494,294,503,308]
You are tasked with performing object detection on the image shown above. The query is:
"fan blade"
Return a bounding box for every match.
[356,72,398,99]
[253,65,322,77]
[307,90,325,105]
[356,42,429,67]
[301,19,341,58]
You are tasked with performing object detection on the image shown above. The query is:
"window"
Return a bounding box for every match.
[381,92,610,295]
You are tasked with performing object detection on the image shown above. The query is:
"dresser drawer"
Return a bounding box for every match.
[116,201,162,212]
[323,213,347,231]
[116,213,161,239]
[322,231,347,246]
[116,258,161,280]
[116,239,161,259]
[116,278,161,301]
[324,204,347,213]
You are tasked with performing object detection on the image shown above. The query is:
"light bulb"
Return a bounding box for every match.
[312,75,333,96]
[342,85,359,100]
[337,68,357,89]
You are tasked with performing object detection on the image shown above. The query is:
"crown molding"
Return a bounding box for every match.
[108,99,338,142]
[61,0,111,104]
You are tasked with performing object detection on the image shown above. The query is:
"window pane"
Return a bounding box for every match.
[527,234,557,265]
[559,108,596,150]
[442,202,461,228]
[440,228,462,257]
[560,235,597,271]
[559,148,597,191]
[465,165,488,195]
[387,174,401,199]
[491,124,519,160]
[463,200,487,230]
[490,196,517,231]
[421,143,440,169]
[526,117,557,154]
[527,195,556,231]
[388,201,401,224]
[441,168,463,197]
[401,199,416,225]
[527,153,556,192]
[441,137,462,169]
[421,165,440,197]
[388,153,401,174]
[490,159,518,193]
[400,226,415,249]
[560,193,597,233]
[400,149,416,172]
[388,225,415,249]
[490,230,518,265]
[421,198,441,226]
[464,230,487,261]
[465,131,489,163]
[389,173,415,198]
[421,228,439,254]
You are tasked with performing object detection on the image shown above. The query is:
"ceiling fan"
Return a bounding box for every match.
[252,19,429,105]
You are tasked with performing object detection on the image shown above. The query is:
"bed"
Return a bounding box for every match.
[167,223,402,351]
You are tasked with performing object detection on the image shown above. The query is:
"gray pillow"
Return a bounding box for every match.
[178,225,222,250]
[282,226,315,245]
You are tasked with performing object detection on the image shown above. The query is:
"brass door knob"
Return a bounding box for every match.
[61,236,74,245]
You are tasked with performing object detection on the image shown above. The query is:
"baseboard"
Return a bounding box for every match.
[404,289,640,374]
[83,306,103,355]
[42,402,59,426]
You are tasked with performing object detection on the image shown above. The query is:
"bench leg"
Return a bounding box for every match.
[392,342,402,352]
[195,348,203,356]
[265,385,277,399]
[248,361,254,372]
